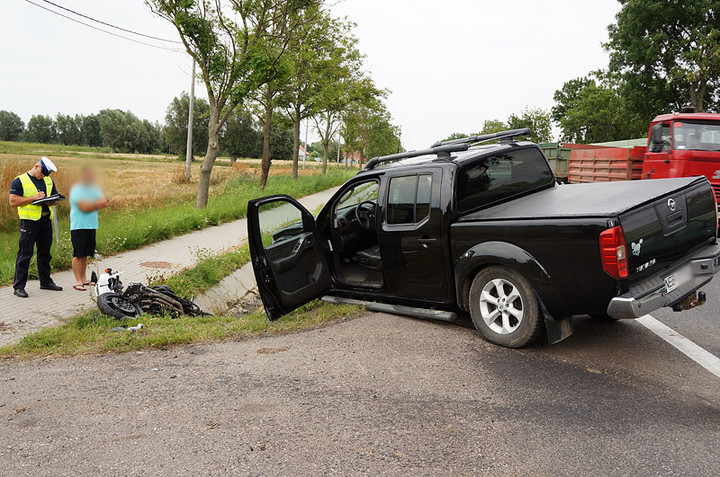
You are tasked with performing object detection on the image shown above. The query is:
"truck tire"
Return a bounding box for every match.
[468,266,544,348]
[97,293,142,320]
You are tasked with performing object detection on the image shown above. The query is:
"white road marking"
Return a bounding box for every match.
[638,314,720,378]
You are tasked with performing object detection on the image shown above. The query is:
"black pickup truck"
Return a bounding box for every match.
[247,129,720,348]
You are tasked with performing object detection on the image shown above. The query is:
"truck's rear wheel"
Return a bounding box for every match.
[469,266,544,348]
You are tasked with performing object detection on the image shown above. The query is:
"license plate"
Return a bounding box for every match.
[664,266,692,293]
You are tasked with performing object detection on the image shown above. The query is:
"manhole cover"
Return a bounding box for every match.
[140,261,174,269]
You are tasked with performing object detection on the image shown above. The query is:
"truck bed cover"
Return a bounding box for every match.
[460,177,704,220]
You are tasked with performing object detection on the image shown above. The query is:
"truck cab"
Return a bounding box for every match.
[644,112,720,204]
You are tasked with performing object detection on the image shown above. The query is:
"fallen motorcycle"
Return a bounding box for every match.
[92,268,211,319]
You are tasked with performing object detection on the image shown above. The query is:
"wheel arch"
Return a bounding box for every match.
[455,241,551,311]
[455,241,573,344]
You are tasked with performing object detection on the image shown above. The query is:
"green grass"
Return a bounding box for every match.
[0,140,114,156]
[0,169,354,285]
[149,244,251,297]
[0,300,363,359]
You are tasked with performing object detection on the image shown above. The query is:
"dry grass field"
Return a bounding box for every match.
[0,153,338,230]
[0,145,353,285]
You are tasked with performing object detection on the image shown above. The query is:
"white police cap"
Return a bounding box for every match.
[40,157,57,173]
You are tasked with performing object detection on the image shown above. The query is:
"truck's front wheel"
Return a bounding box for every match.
[469,266,544,348]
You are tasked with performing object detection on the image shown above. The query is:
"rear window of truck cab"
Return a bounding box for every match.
[455,147,554,213]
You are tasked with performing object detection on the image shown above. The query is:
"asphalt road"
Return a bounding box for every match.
[1,311,719,476]
[651,274,720,358]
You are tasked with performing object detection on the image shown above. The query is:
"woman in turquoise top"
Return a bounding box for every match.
[69,167,107,291]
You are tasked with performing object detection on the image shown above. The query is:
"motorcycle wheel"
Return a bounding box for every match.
[97,293,143,320]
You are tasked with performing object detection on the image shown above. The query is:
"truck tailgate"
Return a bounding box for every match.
[620,177,716,284]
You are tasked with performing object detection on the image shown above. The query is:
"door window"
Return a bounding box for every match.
[258,201,305,247]
[386,174,432,225]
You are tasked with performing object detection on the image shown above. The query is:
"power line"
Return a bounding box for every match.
[38,0,183,44]
[25,0,184,53]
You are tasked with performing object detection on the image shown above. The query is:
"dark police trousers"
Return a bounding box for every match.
[14,217,53,290]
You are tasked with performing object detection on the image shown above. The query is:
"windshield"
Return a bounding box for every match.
[336,181,378,211]
[673,121,720,152]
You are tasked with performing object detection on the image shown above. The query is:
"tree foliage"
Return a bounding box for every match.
[606,0,720,114]
[164,92,210,158]
[0,111,24,141]
[552,73,647,143]
[24,115,57,144]
[148,0,322,206]
[507,107,553,143]
[97,109,161,153]
[222,108,260,161]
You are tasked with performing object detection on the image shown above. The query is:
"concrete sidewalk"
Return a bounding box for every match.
[0,186,340,347]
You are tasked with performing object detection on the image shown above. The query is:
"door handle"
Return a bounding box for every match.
[418,237,437,248]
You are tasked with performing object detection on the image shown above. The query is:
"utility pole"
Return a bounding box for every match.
[185,58,196,182]
[303,119,309,170]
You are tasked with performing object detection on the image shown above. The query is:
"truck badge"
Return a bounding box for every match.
[667,198,676,211]
[631,239,643,256]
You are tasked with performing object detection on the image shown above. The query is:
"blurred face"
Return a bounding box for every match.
[80,167,95,184]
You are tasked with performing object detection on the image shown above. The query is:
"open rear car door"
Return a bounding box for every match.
[247,195,331,320]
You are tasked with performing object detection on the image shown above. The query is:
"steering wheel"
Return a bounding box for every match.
[354,200,377,232]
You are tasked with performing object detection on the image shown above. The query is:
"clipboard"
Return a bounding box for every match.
[32,193,65,206]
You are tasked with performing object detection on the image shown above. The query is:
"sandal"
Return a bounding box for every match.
[73,285,87,291]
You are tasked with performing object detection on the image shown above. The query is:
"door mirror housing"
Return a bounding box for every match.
[650,123,664,152]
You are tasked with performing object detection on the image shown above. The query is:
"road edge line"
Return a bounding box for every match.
[638,314,720,378]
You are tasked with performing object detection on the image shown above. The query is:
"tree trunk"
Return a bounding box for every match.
[358,147,364,171]
[690,81,706,112]
[322,141,329,174]
[230,154,238,164]
[292,106,300,180]
[259,103,273,189]
[196,111,221,209]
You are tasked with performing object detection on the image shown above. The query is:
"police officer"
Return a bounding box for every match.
[8,157,64,298]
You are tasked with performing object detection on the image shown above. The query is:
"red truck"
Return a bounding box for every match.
[560,110,720,209]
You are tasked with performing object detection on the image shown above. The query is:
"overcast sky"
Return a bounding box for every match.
[1,0,621,149]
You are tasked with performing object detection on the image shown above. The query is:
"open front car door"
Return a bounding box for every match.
[247,195,331,320]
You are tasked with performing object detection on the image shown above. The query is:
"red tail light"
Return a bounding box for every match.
[599,226,628,279]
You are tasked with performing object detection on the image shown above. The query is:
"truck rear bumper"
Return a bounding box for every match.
[607,243,720,319]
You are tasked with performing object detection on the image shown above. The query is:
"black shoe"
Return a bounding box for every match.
[40,283,63,291]
[14,288,28,298]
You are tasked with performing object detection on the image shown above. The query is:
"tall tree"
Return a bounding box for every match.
[0,111,24,141]
[342,87,398,170]
[80,114,102,147]
[552,73,646,143]
[98,109,151,153]
[282,13,357,179]
[479,119,507,135]
[24,115,57,144]
[55,114,82,146]
[222,108,261,162]
[606,0,720,114]
[506,107,553,143]
[164,92,210,158]
[148,0,321,207]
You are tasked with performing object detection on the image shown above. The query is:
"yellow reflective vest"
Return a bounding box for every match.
[15,173,54,221]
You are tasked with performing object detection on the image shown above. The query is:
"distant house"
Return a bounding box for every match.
[342,150,364,164]
[298,145,310,161]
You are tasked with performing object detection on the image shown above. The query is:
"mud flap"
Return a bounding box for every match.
[537,295,573,344]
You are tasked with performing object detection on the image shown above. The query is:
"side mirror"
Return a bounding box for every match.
[650,124,664,152]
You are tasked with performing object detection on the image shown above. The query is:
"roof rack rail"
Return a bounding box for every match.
[363,143,469,171]
[431,128,532,148]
